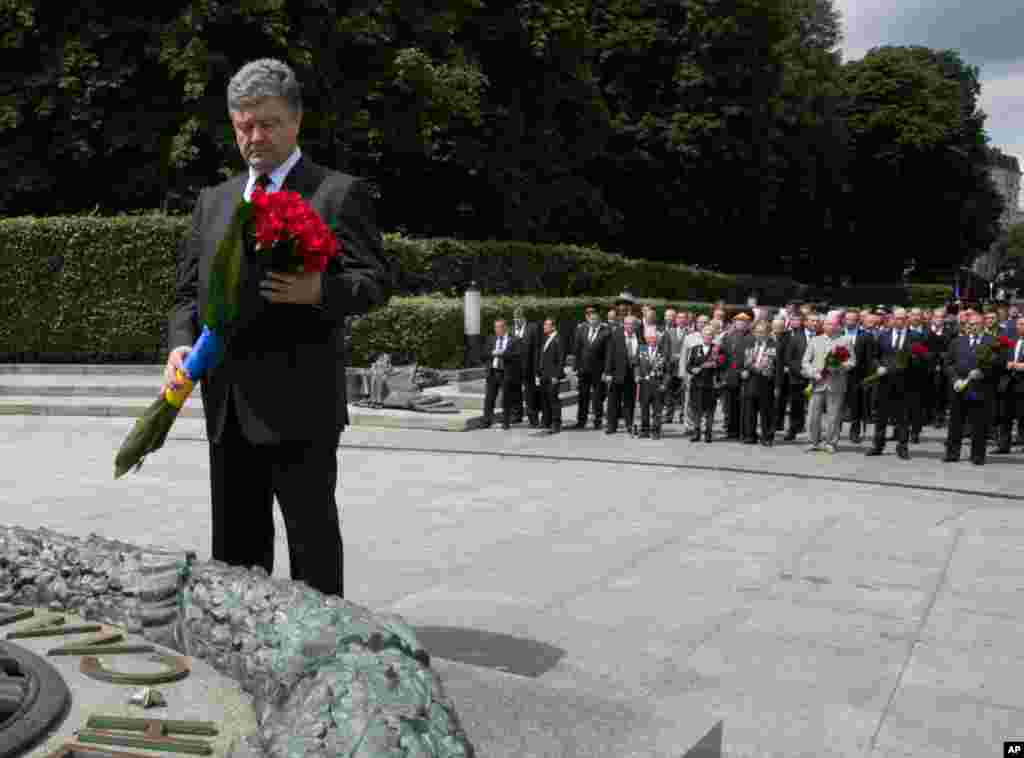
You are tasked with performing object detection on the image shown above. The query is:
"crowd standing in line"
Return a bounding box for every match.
[479,297,1024,467]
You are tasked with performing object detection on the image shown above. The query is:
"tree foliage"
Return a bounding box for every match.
[0,0,1007,286]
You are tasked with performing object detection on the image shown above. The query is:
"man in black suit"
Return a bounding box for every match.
[781,313,814,440]
[739,319,782,446]
[925,308,954,428]
[482,318,520,430]
[536,317,565,434]
[662,311,688,424]
[866,308,916,460]
[994,317,1024,454]
[511,306,541,427]
[636,328,669,439]
[571,305,609,429]
[604,316,641,434]
[721,313,752,439]
[840,310,874,444]
[165,59,392,599]
[944,313,1004,464]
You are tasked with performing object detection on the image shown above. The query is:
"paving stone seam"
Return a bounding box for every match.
[333,445,1024,503]
[866,526,963,753]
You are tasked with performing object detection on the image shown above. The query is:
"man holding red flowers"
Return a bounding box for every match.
[164,59,392,598]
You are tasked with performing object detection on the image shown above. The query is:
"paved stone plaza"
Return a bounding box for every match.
[3,414,1024,757]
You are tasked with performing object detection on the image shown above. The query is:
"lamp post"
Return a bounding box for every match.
[463,281,482,367]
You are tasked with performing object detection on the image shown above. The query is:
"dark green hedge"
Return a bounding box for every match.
[0,215,955,366]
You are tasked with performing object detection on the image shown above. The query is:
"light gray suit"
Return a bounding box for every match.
[802,333,857,446]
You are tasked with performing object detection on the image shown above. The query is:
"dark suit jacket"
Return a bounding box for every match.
[785,330,810,384]
[946,334,1004,401]
[573,322,610,376]
[686,342,723,389]
[721,331,752,388]
[841,329,874,380]
[636,345,669,390]
[168,155,392,444]
[512,321,541,379]
[605,330,641,383]
[739,337,783,396]
[1001,338,1024,394]
[536,332,565,381]
[485,334,521,384]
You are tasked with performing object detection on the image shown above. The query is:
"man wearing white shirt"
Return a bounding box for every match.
[604,316,641,433]
[482,319,520,430]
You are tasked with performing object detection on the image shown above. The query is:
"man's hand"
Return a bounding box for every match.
[162,346,192,394]
[968,368,983,381]
[260,271,322,305]
[876,366,887,376]
[954,379,968,392]
[741,370,749,380]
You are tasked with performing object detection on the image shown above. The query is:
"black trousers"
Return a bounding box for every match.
[662,368,683,420]
[998,391,1024,448]
[843,375,867,425]
[923,368,948,422]
[577,370,606,425]
[511,376,539,422]
[639,381,664,433]
[209,390,343,597]
[873,382,910,448]
[783,377,807,432]
[483,370,513,424]
[539,377,562,429]
[690,385,717,431]
[947,390,993,461]
[723,385,742,436]
[742,379,775,440]
[607,375,636,430]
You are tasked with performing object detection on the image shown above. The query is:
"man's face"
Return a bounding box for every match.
[646,333,657,347]
[607,310,617,322]
[675,313,688,329]
[892,314,907,330]
[806,317,819,334]
[230,97,301,175]
[968,316,983,335]
[617,304,629,318]
[713,310,725,322]
[998,307,1009,321]
[788,315,802,330]
[984,313,997,329]
[734,319,748,333]
[844,313,859,330]
[586,309,599,324]
[958,311,969,325]
[822,319,838,337]
[664,310,676,324]
[623,320,634,335]
[703,330,714,345]
[1016,317,1024,337]
[696,317,709,332]
[931,315,944,329]
[753,324,768,340]
[495,321,506,337]
[543,320,554,336]
[908,312,922,328]
[864,314,878,330]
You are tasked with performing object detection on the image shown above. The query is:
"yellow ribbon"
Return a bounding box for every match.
[163,369,194,409]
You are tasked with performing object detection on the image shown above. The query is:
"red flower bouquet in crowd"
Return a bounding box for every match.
[250,186,339,272]
[911,343,930,358]
[806,343,850,399]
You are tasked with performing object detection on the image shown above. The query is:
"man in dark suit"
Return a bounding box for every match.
[165,59,392,599]
[840,310,874,444]
[739,319,782,445]
[721,313,752,439]
[536,317,565,433]
[604,316,641,434]
[482,318,520,430]
[866,308,917,460]
[925,308,954,428]
[781,313,814,440]
[636,327,669,439]
[511,306,541,427]
[944,313,1004,464]
[571,305,609,430]
[994,316,1024,454]
[662,310,687,424]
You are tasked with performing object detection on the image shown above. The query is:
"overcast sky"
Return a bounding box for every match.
[835,0,1024,206]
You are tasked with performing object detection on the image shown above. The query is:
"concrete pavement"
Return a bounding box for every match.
[3,412,1024,757]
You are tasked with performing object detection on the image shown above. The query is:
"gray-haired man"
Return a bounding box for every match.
[166,59,392,598]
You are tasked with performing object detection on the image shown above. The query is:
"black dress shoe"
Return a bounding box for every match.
[743,438,758,445]
[761,438,774,447]
[551,425,561,434]
[910,433,920,445]
[993,447,1011,454]
[942,453,959,462]
[652,432,662,440]
[972,457,985,465]
[689,433,702,443]
[897,445,910,460]
[528,420,539,429]
[502,424,510,430]
[605,427,616,435]
[480,422,492,429]
[784,430,797,441]
[865,448,883,457]
[638,431,651,439]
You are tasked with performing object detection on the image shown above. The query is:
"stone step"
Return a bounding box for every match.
[423,385,579,411]
[0,363,164,375]
[0,395,489,431]
[0,374,166,398]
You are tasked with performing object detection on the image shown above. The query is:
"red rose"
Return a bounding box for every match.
[833,345,850,362]
[718,355,726,365]
[911,343,929,357]
[730,362,737,369]
[998,335,1014,350]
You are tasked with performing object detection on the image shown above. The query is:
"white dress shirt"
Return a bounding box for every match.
[243,146,303,200]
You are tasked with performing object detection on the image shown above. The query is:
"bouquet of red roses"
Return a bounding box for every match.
[955,335,1013,397]
[805,344,850,398]
[910,342,930,363]
[114,187,340,479]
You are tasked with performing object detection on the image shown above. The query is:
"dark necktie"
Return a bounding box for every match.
[256,173,272,191]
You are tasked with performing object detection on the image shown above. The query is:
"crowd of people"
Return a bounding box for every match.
[480,298,1024,466]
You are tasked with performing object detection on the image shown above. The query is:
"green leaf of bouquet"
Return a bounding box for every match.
[205,200,250,334]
